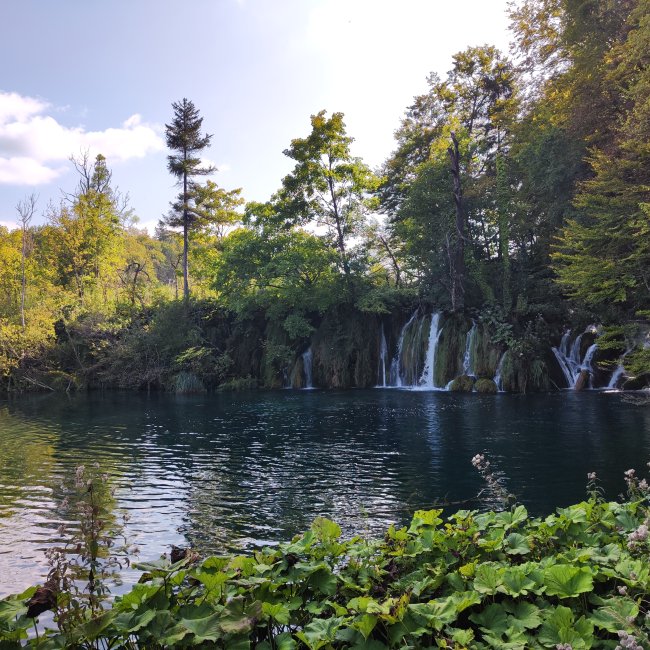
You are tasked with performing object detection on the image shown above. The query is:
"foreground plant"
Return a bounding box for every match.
[1,501,650,647]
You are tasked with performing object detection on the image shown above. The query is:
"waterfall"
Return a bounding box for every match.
[607,348,631,389]
[419,312,442,388]
[462,321,477,376]
[551,327,600,389]
[607,364,626,390]
[551,329,583,389]
[493,353,505,392]
[302,347,313,389]
[389,310,419,387]
[581,343,598,372]
[387,310,444,389]
[377,324,388,387]
[581,343,598,389]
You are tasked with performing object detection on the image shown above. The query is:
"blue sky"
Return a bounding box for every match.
[0,0,511,231]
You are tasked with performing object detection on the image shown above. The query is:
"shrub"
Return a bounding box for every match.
[4,494,650,648]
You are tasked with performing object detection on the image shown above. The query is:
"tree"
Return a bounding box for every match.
[162,98,215,300]
[552,0,650,319]
[192,180,244,243]
[214,226,340,323]
[45,155,123,305]
[278,110,378,279]
[15,194,37,330]
[380,46,517,308]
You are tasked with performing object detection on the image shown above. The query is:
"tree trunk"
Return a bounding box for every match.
[448,132,465,312]
[496,151,511,310]
[327,175,350,277]
[20,225,27,331]
[183,172,190,300]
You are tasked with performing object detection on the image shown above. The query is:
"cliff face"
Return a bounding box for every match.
[4,300,648,393]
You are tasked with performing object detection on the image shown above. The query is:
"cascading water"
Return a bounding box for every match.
[302,347,313,389]
[551,330,584,388]
[581,343,597,371]
[462,321,477,377]
[607,348,631,389]
[581,343,598,389]
[389,310,419,387]
[551,327,599,389]
[607,364,626,390]
[377,324,388,387]
[493,353,505,392]
[388,310,445,389]
[418,312,442,389]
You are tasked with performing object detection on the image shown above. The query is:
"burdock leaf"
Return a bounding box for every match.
[543,565,593,598]
[473,563,501,594]
[505,532,531,555]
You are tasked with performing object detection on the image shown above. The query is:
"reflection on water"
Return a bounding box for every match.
[1,390,649,596]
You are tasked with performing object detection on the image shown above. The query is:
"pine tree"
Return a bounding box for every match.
[162,99,214,300]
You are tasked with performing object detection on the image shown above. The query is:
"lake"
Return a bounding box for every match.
[1,389,649,597]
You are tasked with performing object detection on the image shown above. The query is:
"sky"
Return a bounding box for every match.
[0,0,512,232]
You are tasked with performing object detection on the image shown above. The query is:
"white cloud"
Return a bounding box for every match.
[0,219,18,230]
[0,92,165,186]
[135,218,160,234]
[198,158,231,176]
[0,92,48,123]
[0,156,64,185]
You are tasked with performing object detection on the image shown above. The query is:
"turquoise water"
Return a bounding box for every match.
[1,389,649,596]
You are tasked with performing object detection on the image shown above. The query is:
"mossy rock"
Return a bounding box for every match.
[217,376,257,391]
[290,354,307,389]
[475,378,498,394]
[501,352,550,393]
[435,313,467,386]
[449,374,475,392]
[45,370,81,392]
[173,372,206,393]
[311,306,380,388]
[472,323,503,378]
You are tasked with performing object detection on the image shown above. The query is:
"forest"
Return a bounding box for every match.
[0,0,649,394]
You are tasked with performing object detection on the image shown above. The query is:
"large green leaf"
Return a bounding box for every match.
[503,601,542,629]
[538,606,594,649]
[499,566,537,596]
[408,509,443,533]
[311,517,342,542]
[220,598,262,636]
[543,564,594,598]
[470,603,510,636]
[589,597,639,633]
[473,563,501,594]
[351,613,378,639]
[296,617,343,650]
[495,506,528,529]
[504,532,530,555]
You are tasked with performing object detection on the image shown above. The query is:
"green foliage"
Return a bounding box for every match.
[278,110,379,277]
[4,497,650,648]
[449,374,475,392]
[475,378,498,394]
[214,226,341,320]
[3,0,650,391]
[217,376,257,391]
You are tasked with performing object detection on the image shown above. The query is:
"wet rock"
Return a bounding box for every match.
[26,584,57,618]
[574,369,590,391]
[475,378,498,394]
[449,374,475,392]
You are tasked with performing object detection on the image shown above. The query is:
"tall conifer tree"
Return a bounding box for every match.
[163,99,214,300]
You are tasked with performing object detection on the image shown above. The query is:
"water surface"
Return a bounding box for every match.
[1,389,649,596]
